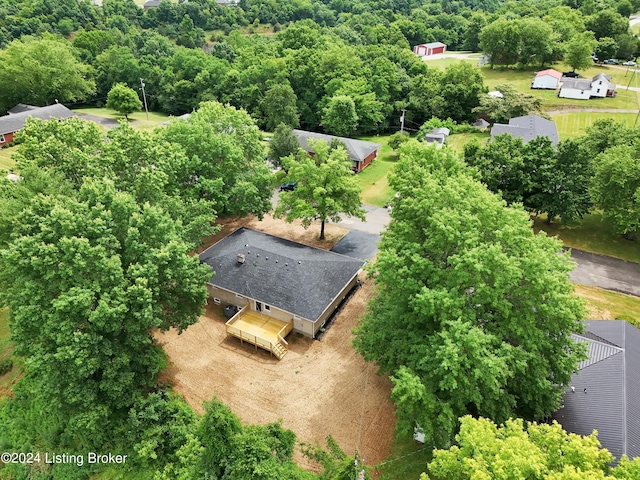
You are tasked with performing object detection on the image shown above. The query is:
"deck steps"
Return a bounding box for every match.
[272,342,288,359]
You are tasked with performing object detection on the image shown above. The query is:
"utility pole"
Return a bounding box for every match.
[400,108,406,134]
[140,78,149,121]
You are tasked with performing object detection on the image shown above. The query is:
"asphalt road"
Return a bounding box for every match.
[568,249,640,297]
[332,203,640,297]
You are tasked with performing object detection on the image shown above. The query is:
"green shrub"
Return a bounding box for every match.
[0,358,12,375]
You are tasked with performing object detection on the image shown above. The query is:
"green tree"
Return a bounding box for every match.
[463,12,487,52]
[274,139,365,239]
[517,17,558,68]
[158,101,274,219]
[269,123,300,169]
[0,34,95,114]
[479,18,520,68]
[261,83,300,131]
[354,142,585,447]
[565,31,597,71]
[595,37,619,62]
[321,95,359,137]
[592,144,640,239]
[0,181,211,447]
[426,416,640,479]
[106,82,143,120]
[473,83,544,124]
[585,10,629,40]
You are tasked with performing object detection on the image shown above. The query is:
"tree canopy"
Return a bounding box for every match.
[0,34,95,114]
[426,416,640,480]
[354,142,585,447]
[106,82,143,120]
[274,139,365,239]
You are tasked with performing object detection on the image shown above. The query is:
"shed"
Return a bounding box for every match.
[424,127,450,148]
[143,0,161,10]
[531,69,562,90]
[413,42,447,56]
[473,118,490,130]
[553,320,640,463]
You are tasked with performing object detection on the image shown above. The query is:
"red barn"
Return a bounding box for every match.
[413,42,447,56]
[0,104,75,147]
[293,129,381,173]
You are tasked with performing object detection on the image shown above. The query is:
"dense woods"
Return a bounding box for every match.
[2,0,640,478]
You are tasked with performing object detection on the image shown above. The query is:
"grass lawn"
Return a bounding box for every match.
[0,146,17,172]
[533,212,640,263]
[355,135,397,207]
[553,112,639,138]
[573,283,640,328]
[424,57,476,69]
[74,107,170,123]
[373,436,432,480]
[446,131,490,153]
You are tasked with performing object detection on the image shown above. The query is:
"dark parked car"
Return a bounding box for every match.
[279,182,297,192]
[563,71,580,78]
[604,59,619,65]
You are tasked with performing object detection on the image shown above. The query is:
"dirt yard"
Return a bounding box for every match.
[156,214,396,472]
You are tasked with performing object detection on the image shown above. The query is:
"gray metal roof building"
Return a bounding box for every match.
[0,104,76,136]
[553,320,640,462]
[199,227,364,322]
[490,114,559,146]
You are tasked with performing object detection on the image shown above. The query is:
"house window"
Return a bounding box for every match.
[597,88,600,93]
[264,304,271,311]
[0,134,5,143]
[235,293,244,299]
[293,315,301,321]
[213,297,221,304]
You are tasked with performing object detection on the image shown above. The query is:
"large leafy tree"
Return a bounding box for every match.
[0,34,95,113]
[275,139,365,239]
[157,101,274,219]
[426,416,640,479]
[473,83,544,124]
[0,181,211,446]
[269,123,300,169]
[592,144,640,239]
[354,142,585,447]
[106,82,142,120]
[565,31,597,72]
[260,83,300,131]
[321,95,359,136]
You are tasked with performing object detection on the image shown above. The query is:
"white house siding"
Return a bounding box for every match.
[591,80,609,98]
[532,75,559,89]
[558,88,590,100]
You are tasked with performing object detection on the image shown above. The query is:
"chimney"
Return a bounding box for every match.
[237,253,245,264]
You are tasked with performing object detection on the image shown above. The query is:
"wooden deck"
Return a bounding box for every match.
[225,306,293,359]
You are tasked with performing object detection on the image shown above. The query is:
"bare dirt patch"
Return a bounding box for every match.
[156,280,396,473]
[198,213,349,253]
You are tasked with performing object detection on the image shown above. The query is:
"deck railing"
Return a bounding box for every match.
[225,305,291,358]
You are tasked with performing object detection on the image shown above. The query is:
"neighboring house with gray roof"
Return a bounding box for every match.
[0,104,76,146]
[293,129,381,173]
[553,320,640,462]
[143,0,161,10]
[199,227,364,338]
[424,127,450,148]
[7,104,38,115]
[490,114,559,146]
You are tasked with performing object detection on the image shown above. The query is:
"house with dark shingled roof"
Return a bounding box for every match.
[199,227,364,339]
[292,129,381,173]
[553,320,640,463]
[490,114,559,146]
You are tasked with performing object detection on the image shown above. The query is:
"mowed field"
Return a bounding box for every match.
[553,112,639,138]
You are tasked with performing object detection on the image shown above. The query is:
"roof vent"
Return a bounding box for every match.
[237,253,245,264]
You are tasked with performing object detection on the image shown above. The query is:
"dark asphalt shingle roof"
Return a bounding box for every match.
[491,114,559,145]
[199,228,364,321]
[7,104,38,114]
[0,104,76,136]
[293,129,381,163]
[553,320,640,462]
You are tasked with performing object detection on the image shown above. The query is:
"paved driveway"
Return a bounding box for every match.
[330,230,380,260]
[568,249,640,297]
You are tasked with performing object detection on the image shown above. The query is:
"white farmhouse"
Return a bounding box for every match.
[591,73,616,98]
[558,74,616,99]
